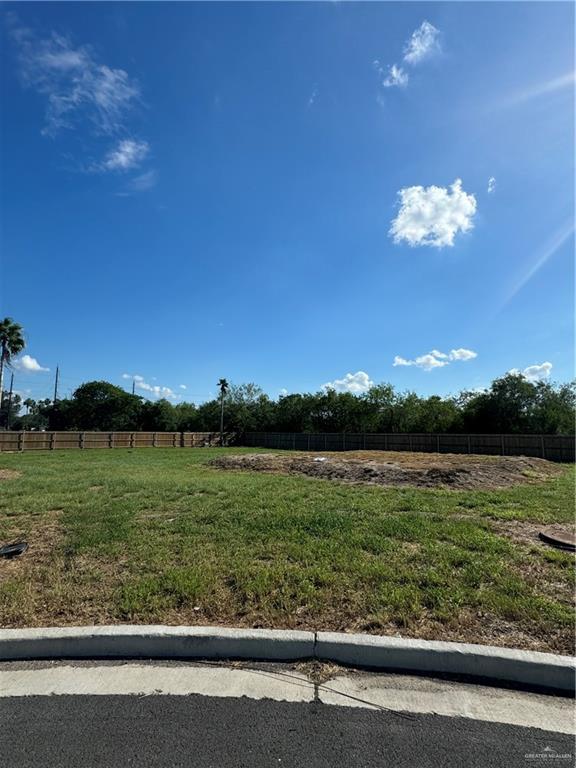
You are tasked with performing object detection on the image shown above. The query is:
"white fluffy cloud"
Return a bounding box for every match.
[403,21,441,65]
[487,176,496,194]
[393,348,477,372]
[509,362,553,382]
[390,179,477,248]
[101,139,149,172]
[13,354,50,373]
[449,348,478,361]
[179,384,187,390]
[393,354,447,371]
[10,22,141,136]
[322,371,374,394]
[122,373,178,400]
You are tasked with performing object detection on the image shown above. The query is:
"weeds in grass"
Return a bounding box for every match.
[0,448,573,652]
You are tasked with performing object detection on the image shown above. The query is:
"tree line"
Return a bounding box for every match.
[1,315,573,436]
[3,375,574,435]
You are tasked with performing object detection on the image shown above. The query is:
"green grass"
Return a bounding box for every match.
[0,448,574,653]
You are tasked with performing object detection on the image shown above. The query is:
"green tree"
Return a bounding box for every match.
[460,374,538,433]
[140,399,178,431]
[174,402,199,431]
[66,381,143,431]
[0,318,25,412]
[0,390,21,429]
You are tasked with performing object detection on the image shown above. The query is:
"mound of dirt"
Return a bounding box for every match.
[209,451,564,490]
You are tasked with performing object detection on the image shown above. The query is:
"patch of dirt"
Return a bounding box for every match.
[210,451,563,491]
[0,469,21,481]
[491,520,576,550]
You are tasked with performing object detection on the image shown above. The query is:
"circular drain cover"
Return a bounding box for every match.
[539,530,576,552]
[0,542,28,559]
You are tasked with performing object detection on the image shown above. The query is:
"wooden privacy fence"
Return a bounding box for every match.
[243,432,575,463]
[1,430,573,461]
[0,431,222,452]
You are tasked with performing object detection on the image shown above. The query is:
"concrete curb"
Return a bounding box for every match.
[0,626,314,663]
[0,626,573,693]
[315,632,575,693]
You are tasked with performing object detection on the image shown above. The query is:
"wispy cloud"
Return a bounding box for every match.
[115,169,157,197]
[322,371,374,394]
[100,139,149,172]
[503,71,575,107]
[403,21,441,65]
[503,220,574,307]
[393,348,477,372]
[390,179,477,248]
[509,362,553,382]
[9,19,141,137]
[374,60,409,89]
[13,354,50,373]
[375,20,441,95]
[382,64,409,89]
[307,85,319,107]
[487,177,496,194]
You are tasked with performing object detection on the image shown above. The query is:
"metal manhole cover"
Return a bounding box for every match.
[538,530,576,552]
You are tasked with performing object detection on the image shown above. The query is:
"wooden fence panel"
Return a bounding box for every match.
[242,432,574,462]
[0,431,223,452]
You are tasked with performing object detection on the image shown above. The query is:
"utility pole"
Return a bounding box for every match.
[132,379,135,395]
[53,365,59,405]
[6,372,14,430]
[220,395,225,446]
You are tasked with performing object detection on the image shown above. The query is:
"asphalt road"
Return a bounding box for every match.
[1,694,573,768]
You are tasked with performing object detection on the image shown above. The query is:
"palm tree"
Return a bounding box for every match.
[0,318,25,410]
[218,378,229,446]
[23,398,36,416]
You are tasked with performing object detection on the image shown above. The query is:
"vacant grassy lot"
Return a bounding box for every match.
[0,448,574,653]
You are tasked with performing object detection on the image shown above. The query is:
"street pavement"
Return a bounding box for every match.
[0,661,573,767]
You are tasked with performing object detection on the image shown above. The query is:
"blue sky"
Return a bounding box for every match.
[1,2,574,404]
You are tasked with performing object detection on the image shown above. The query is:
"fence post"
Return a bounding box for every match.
[50,432,55,450]
[180,432,185,448]
[130,432,135,449]
[467,435,471,454]
[153,432,157,448]
[108,432,113,449]
[436,434,440,453]
[18,432,24,452]
[541,435,546,460]
[307,434,311,451]
[408,434,412,452]
[292,433,296,450]
[80,432,85,449]
[384,433,388,451]
[501,435,505,456]
[343,433,346,451]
